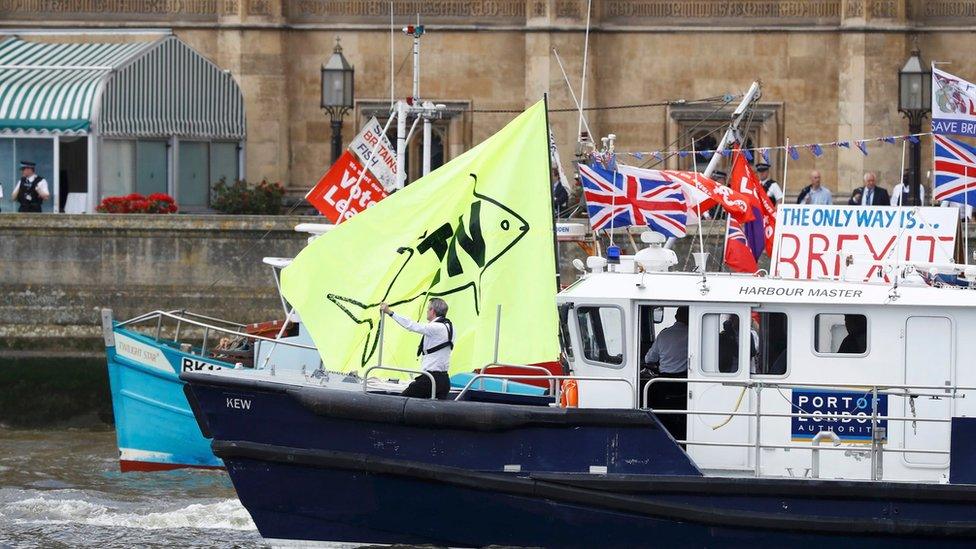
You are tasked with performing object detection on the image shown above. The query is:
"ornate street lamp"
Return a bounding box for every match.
[321,36,355,164]
[898,41,931,206]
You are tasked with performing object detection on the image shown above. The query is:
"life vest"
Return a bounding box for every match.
[16,175,43,207]
[416,317,454,356]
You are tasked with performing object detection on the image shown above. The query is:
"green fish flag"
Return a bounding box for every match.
[281,100,559,376]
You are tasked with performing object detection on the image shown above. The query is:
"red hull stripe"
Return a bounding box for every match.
[119,460,224,473]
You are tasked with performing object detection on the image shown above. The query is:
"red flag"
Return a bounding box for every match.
[724,218,759,273]
[663,169,755,224]
[306,151,388,223]
[729,147,776,256]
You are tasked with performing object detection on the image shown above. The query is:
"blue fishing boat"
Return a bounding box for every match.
[101,306,324,471]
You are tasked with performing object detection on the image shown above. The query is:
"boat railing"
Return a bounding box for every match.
[362,365,437,399]
[111,309,316,359]
[455,374,636,407]
[477,363,559,393]
[642,377,974,480]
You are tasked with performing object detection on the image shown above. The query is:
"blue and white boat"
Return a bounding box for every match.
[101,306,322,471]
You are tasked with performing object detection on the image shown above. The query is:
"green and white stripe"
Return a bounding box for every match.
[0,36,245,139]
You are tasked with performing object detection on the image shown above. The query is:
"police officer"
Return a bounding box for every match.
[756,162,784,206]
[380,298,454,399]
[11,161,50,213]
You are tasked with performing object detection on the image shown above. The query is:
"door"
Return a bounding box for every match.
[570,303,634,408]
[904,316,953,466]
[177,141,210,209]
[687,304,753,469]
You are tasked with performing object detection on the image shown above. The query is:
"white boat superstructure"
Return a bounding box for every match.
[556,244,976,484]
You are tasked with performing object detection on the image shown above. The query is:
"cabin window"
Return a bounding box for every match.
[700,313,751,374]
[814,313,868,355]
[558,303,575,361]
[754,312,788,375]
[576,306,624,367]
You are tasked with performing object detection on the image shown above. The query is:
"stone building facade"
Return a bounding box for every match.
[4,0,976,202]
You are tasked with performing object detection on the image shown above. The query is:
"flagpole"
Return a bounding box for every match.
[895,138,907,269]
[692,140,707,271]
[543,93,562,290]
[771,137,790,278]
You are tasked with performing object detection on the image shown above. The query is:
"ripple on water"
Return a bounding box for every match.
[1,492,255,530]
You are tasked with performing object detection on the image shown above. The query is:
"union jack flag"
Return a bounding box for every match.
[578,163,688,237]
[727,219,748,243]
[934,134,976,204]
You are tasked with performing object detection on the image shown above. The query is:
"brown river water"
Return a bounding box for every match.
[0,428,265,548]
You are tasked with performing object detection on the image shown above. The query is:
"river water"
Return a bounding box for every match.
[0,428,264,548]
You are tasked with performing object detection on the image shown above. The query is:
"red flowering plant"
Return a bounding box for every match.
[96,193,178,214]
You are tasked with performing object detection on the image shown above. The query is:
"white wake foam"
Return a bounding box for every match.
[1,496,255,530]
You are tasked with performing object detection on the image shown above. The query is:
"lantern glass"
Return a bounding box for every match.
[898,50,931,113]
[320,39,354,109]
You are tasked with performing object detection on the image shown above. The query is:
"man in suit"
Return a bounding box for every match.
[848,172,890,206]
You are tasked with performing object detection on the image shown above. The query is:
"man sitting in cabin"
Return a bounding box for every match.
[838,314,867,354]
[380,298,454,399]
[643,306,689,441]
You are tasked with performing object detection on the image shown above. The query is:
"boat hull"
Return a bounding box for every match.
[214,440,976,548]
[107,327,229,471]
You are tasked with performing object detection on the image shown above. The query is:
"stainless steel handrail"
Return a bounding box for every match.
[113,309,316,351]
[480,363,557,393]
[363,365,437,399]
[641,377,976,409]
[455,374,636,407]
[118,309,246,329]
[642,377,967,480]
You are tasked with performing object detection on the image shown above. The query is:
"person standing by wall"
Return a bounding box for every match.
[848,172,890,206]
[10,161,50,213]
[796,170,832,205]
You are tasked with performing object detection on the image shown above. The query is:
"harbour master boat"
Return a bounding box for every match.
[181,97,976,545]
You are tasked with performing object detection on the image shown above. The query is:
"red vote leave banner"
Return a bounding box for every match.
[307,151,388,223]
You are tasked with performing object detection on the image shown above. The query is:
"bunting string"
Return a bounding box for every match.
[616,131,932,163]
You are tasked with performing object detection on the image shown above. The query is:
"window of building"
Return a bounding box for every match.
[754,311,788,375]
[576,306,624,367]
[701,313,744,374]
[814,313,868,355]
[176,140,240,210]
[101,139,169,199]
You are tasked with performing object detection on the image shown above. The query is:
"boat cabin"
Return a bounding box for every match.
[557,253,976,483]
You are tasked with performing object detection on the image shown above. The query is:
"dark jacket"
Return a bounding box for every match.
[848,186,890,206]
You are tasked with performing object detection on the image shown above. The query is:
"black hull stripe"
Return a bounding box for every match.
[213,440,976,538]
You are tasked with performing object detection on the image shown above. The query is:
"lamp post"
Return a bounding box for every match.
[898,41,931,206]
[321,36,355,165]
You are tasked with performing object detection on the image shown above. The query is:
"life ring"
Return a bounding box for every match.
[560,379,579,408]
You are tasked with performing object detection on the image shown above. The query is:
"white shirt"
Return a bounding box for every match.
[761,178,784,204]
[802,186,833,205]
[890,183,925,206]
[12,174,50,201]
[390,312,452,373]
[643,322,689,374]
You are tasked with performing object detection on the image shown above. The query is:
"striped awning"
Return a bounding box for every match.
[0,38,153,133]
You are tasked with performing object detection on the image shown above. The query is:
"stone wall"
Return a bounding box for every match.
[5,0,976,201]
[0,214,309,357]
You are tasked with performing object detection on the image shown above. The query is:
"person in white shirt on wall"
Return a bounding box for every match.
[11,160,50,213]
[380,298,454,399]
[891,173,926,206]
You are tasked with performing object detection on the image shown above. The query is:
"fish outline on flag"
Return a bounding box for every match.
[326,172,531,367]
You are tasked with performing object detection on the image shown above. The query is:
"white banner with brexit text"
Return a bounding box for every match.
[772,205,958,281]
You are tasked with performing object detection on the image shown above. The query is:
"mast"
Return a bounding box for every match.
[703,81,761,178]
[394,19,444,189]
